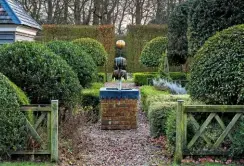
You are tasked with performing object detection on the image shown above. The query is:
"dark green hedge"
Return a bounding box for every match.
[140,86,170,113]
[134,73,158,86]
[140,37,168,67]
[47,40,97,88]
[0,42,82,108]
[189,24,244,105]
[170,72,187,81]
[81,83,103,123]
[0,73,28,156]
[167,0,194,65]
[148,102,177,138]
[134,72,187,86]
[97,73,106,83]
[188,0,244,56]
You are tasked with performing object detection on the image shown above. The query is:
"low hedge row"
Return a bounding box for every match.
[147,95,190,138]
[134,73,158,86]
[97,73,106,83]
[81,83,103,123]
[140,86,169,113]
[134,72,188,86]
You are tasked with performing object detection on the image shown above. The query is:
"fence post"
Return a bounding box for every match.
[174,100,184,164]
[51,100,58,162]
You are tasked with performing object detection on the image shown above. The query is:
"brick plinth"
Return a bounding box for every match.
[101,99,138,130]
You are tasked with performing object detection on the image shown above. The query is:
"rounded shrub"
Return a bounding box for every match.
[73,38,108,66]
[189,25,244,104]
[0,73,28,156]
[188,0,244,56]
[0,42,82,108]
[47,41,97,88]
[140,37,168,67]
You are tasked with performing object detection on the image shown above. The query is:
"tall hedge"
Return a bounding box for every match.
[126,25,168,72]
[47,40,97,88]
[41,25,115,72]
[0,73,28,156]
[140,37,168,67]
[73,38,108,66]
[189,24,244,105]
[167,0,194,65]
[188,0,244,56]
[0,42,82,108]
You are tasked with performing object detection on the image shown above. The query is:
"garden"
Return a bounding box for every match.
[1,0,244,165]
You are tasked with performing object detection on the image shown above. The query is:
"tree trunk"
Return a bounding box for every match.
[64,0,69,24]
[74,0,82,25]
[135,0,141,24]
[93,0,101,25]
[47,0,53,23]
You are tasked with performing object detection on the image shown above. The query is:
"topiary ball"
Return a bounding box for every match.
[47,41,97,88]
[73,38,108,66]
[0,42,82,108]
[140,37,168,67]
[0,73,28,156]
[189,24,244,104]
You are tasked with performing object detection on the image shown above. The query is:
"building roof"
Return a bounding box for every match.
[0,0,41,30]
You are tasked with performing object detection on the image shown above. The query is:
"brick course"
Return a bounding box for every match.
[101,99,138,130]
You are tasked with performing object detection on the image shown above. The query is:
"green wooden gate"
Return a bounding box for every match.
[174,100,244,164]
[10,100,59,162]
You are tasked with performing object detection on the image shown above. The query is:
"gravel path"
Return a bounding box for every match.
[77,83,169,166]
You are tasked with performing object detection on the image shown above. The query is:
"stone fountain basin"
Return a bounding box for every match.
[100,87,139,100]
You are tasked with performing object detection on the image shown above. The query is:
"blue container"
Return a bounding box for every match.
[100,88,139,100]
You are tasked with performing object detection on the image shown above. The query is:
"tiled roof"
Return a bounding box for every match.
[0,0,41,30]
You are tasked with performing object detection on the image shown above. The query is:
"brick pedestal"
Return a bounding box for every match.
[100,88,139,130]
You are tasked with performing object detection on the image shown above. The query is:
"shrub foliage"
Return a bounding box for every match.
[133,72,158,86]
[73,38,108,66]
[188,0,244,55]
[47,40,97,88]
[148,102,177,138]
[0,42,82,108]
[189,25,244,104]
[140,37,168,67]
[167,0,193,65]
[0,73,28,156]
[126,25,168,72]
[41,24,115,72]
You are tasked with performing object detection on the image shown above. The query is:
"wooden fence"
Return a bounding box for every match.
[10,100,59,162]
[174,100,244,164]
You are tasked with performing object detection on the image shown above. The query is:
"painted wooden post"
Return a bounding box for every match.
[51,100,58,162]
[174,100,184,164]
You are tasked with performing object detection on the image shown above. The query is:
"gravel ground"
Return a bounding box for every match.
[76,83,169,166]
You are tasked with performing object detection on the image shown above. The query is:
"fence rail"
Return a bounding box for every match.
[174,100,244,164]
[10,100,59,162]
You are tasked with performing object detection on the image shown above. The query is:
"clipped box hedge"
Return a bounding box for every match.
[148,102,177,138]
[140,86,169,113]
[81,83,103,123]
[134,72,158,86]
[134,72,188,86]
